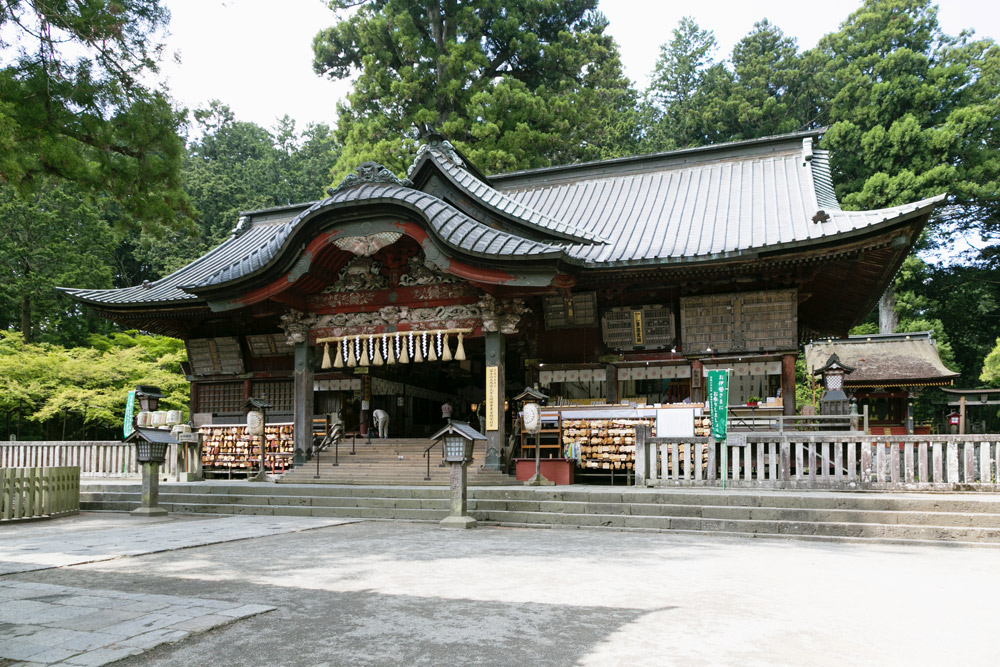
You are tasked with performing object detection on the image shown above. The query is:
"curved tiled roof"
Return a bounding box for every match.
[496,147,943,267]
[61,130,945,309]
[418,144,608,244]
[62,182,567,306]
[59,218,297,307]
[193,182,566,290]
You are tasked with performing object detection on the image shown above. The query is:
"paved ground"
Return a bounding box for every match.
[1,512,998,666]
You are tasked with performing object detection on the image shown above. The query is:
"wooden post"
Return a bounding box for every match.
[959,395,966,435]
[781,353,796,416]
[906,392,915,435]
[605,364,618,404]
[485,331,506,463]
[293,341,313,466]
[690,360,704,404]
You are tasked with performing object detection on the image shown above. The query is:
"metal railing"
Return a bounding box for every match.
[423,441,445,481]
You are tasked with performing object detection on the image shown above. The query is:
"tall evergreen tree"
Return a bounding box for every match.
[0,181,115,345]
[312,0,636,177]
[0,0,192,234]
[810,0,1000,333]
[642,16,720,151]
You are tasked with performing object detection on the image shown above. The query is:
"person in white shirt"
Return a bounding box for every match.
[372,408,390,439]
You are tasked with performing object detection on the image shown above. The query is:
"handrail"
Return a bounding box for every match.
[422,440,445,481]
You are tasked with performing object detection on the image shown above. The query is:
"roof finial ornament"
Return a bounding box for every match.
[327,161,413,196]
[407,132,463,177]
[231,215,250,239]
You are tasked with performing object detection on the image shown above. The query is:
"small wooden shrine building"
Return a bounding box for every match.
[805,331,959,433]
[62,130,944,466]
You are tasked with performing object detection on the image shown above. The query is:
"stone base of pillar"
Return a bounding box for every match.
[523,473,555,486]
[439,514,478,530]
[131,505,168,518]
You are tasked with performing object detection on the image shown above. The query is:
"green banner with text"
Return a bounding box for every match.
[123,390,135,438]
[707,369,729,442]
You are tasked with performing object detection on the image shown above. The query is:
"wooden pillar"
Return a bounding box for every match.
[360,375,371,437]
[605,364,618,404]
[781,353,796,416]
[690,360,704,404]
[959,395,966,435]
[293,341,313,466]
[906,392,915,435]
[485,331,505,461]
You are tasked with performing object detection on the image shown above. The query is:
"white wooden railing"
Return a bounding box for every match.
[635,430,1000,491]
[1,466,80,520]
[0,442,199,479]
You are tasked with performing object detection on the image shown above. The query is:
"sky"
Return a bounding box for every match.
[158,0,1000,132]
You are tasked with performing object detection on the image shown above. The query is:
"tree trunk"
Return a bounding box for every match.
[878,288,898,334]
[20,293,31,343]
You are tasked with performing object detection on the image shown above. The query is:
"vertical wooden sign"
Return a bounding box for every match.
[632,310,644,345]
[486,366,499,431]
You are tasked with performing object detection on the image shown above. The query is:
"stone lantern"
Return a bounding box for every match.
[814,353,855,416]
[430,421,486,529]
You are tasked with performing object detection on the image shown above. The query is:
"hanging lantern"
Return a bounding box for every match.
[399,333,409,363]
[455,333,466,361]
[427,331,438,362]
[333,339,344,368]
[441,332,452,361]
[321,343,332,369]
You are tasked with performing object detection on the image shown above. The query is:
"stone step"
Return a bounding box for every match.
[79,483,1000,545]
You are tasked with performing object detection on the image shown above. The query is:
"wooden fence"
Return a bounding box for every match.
[635,430,1000,491]
[1,466,80,521]
[0,442,199,479]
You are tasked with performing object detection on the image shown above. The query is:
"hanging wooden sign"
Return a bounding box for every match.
[486,366,499,431]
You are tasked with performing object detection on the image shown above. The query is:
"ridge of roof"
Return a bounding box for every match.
[490,128,827,188]
[423,144,608,245]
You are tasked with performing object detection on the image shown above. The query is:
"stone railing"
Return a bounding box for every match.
[635,430,1000,491]
[1,466,80,521]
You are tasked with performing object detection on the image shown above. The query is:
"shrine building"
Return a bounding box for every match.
[61,130,944,472]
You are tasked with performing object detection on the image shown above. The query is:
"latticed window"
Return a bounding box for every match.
[198,383,243,413]
[250,380,294,411]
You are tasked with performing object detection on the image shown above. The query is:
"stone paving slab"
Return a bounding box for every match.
[0,514,361,574]
[0,581,273,666]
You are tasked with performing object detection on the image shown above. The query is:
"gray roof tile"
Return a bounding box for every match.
[62,131,945,308]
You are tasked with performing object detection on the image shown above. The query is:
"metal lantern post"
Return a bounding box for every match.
[431,421,486,529]
[514,387,554,486]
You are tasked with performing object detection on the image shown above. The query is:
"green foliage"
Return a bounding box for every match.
[981,339,1000,386]
[0,0,193,235]
[641,18,815,153]
[0,330,187,438]
[0,180,116,344]
[642,16,720,151]
[795,357,821,415]
[313,0,637,179]
[120,103,339,280]
[814,0,999,230]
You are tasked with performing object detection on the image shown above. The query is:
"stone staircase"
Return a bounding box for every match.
[279,437,512,485]
[79,482,1000,546]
